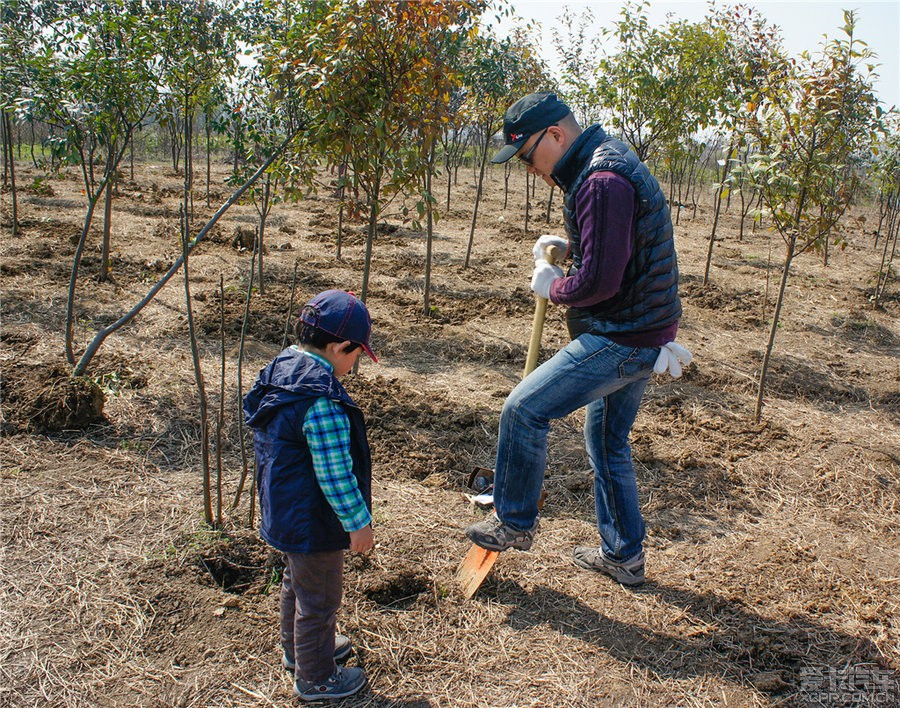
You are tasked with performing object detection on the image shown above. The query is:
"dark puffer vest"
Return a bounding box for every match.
[552,124,681,339]
[243,348,372,554]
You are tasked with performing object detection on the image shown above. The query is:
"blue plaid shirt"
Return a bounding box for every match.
[300,352,371,533]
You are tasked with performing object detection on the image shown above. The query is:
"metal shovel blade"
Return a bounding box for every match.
[455,544,500,600]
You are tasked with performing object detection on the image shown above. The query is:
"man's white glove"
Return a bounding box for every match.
[532,234,569,262]
[653,342,693,378]
[530,260,564,299]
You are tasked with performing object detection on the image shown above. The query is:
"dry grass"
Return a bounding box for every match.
[1,159,899,707]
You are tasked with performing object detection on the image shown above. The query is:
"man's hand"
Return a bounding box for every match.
[531,260,564,299]
[653,342,693,378]
[532,234,569,263]
[349,524,375,553]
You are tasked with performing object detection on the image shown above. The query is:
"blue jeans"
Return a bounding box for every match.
[492,334,658,561]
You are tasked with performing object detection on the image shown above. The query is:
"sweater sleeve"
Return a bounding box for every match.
[303,396,372,533]
[549,171,636,307]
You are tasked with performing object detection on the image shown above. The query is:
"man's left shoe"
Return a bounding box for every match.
[465,513,538,551]
[282,635,352,672]
[573,546,645,586]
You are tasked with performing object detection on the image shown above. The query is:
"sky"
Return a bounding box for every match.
[495,1,899,111]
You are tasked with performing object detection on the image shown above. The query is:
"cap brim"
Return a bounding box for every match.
[360,343,378,363]
[491,141,525,164]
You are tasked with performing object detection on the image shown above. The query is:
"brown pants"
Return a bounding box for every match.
[280,550,343,683]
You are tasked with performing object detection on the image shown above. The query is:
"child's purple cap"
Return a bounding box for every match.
[300,289,377,362]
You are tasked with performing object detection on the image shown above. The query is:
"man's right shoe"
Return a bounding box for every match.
[465,513,538,551]
[294,666,366,702]
[573,546,645,586]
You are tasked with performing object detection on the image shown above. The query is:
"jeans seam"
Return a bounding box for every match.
[598,399,623,555]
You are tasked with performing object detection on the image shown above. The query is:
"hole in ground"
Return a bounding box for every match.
[197,534,280,595]
[363,570,431,609]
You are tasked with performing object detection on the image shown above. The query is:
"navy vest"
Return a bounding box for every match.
[243,348,372,554]
[552,124,681,338]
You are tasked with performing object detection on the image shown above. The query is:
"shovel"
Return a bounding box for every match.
[455,244,564,599]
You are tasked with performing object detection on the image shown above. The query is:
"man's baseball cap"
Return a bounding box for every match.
[300,289,377,362]
[492,92,572,164]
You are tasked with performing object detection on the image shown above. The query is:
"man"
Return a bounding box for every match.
[465,92,688,586]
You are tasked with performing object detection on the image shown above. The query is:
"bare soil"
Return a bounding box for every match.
[1,159,898,707]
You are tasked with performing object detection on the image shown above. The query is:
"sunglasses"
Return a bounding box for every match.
[518,126,552,166]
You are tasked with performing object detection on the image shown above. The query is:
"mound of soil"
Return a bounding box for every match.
[1,362,105,432]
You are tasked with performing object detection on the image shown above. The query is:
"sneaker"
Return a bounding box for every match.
[465,513,538,551]
[282,635,352,672]
[573,546,645,586]
[294,666,366,702]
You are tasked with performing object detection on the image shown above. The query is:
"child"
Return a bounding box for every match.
[243,289,377,702]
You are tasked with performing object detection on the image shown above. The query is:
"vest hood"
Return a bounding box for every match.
[244,347,353,430]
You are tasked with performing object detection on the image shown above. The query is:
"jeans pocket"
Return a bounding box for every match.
[618,346,657,379]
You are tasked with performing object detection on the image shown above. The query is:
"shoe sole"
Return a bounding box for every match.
[466,534,533,552]
[295,676,367,701]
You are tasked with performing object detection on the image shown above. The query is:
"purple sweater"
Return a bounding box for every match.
[549,171,677,347]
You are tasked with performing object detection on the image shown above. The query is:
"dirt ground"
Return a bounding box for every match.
[1,156,898,708]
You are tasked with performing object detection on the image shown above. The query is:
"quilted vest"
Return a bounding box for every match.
[243,348,372,554]
[552,124,681,338]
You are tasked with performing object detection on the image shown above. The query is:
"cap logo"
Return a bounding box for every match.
[509,132,525,142]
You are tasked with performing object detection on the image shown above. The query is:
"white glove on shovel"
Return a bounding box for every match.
[654,342,693,378]
[532,234,569,262]
[530,260,564,299]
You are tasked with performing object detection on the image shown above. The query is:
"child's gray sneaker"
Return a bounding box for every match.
[573,547,645,586]
[294,666,366,702]
[465,513,538,551]
[282,635,352,672]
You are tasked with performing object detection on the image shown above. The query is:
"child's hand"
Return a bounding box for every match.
[349,524,375,553]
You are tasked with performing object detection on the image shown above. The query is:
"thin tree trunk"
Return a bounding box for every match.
[503,161,510,209]
[524,172,531,234]
[424,145,435,315]
[336,156,348,260]
[232,114,241,176]
[756,243,795,422]
[181,205,213,525]
[257,177,270,295]
[282,261,299,350]
[360,173,381,302]
[874,208,899,307]
[445,155,452,213]
[1,113,8,188]
[232,243,257,513]
[464,131,491,268]
[703,142,734,285]
[216,274,225,527]
[66,179,110,363]
[100,150,115,282]
[3,113,18,237]
[336,199,344,261]
[206,116,212,209]
[30,119,37,168]
[545,184,554,223]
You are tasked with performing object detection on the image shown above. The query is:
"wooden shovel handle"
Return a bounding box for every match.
[523,244,565,378]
